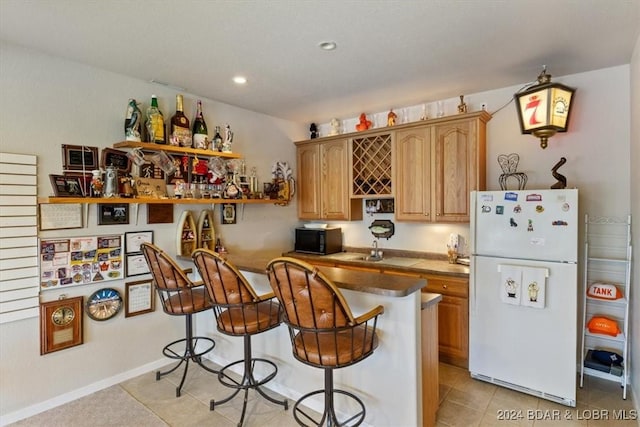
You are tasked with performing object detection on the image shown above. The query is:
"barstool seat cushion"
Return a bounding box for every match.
[217,300,281,335]
[293,326,378,367]
[164,288,212,315]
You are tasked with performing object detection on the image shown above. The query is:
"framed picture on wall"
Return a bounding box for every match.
[221,203,236,224]
[97,204,129,225]
[61,145,99,171]
[49,174,85,197]
[124,231,154,254]
[125,279,155,317]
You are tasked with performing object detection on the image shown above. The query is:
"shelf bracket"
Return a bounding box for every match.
[132,203,140,226]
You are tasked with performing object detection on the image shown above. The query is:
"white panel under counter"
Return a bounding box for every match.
[193,250,434,427]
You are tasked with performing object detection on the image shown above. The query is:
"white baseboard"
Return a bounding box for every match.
[0,358,171,426]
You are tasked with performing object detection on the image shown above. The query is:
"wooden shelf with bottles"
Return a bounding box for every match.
[113,141,242,159]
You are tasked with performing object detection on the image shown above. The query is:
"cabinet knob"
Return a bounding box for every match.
[436,213,440,216]
[425,213,430,217]
[442,284,448,289]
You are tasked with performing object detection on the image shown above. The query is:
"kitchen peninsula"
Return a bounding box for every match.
[193,250,437,426]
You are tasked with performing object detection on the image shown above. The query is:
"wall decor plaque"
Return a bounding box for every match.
[125,279,155,317]
[101,148,131,174]
[49,174,85,197]
[61,145,98,171]
[40,296,83,355]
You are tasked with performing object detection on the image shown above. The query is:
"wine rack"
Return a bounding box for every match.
[351,133,392,197]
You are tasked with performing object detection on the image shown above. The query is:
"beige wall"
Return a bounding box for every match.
[0,37,637,421]
[0,41,305,421]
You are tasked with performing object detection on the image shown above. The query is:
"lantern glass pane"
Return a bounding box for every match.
[550,87,573,129]
[518,88,549,132]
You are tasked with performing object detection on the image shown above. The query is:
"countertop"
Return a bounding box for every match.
[282,248,470,279]
[421,292,442,309]
[224,250,427,297]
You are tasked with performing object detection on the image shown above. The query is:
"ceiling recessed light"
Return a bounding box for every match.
[232,76,247,85]
[319,41,337,51]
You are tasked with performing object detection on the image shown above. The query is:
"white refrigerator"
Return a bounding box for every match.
[469,189,578,407]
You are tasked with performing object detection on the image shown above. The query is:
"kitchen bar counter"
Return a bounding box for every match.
[196,249,437,426]
[225,251,427,297]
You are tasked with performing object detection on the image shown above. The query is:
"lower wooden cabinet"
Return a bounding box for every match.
[424,275,469,368]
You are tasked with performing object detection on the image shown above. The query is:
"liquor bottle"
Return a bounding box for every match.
[170,94,191,147]
[146,95,165,144]
[124,99,142,142]
[212,126,223,152]
[192,100,209,149]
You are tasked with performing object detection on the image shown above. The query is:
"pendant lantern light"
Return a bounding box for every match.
[514,67,576,149]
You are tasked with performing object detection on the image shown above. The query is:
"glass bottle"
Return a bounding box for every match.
[223,172,241,199]
[124,99,142,142]
[212,126,223,152]
[146,95,165,144]
[192,100,209,150]
[170,94,191,147]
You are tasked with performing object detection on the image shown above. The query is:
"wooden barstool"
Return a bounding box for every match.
[266,257,384,427]
[140,243,218,397]
[192,249,288,427]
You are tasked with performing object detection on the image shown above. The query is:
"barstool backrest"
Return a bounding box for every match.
[141,242,208,315]
[266,257,355,330]
[192,249,259,305]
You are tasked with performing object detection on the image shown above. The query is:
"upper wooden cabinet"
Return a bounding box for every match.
[296,139,362,220]
[295,111,490,222]
[395,111,490,222]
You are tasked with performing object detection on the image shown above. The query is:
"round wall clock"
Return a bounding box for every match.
[86,288,123,321]
[52,306,76,326]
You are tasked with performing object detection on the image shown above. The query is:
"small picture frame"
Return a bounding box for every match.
[137,162,165,180]
[125,231,154,254]
[39,203,83,230]
[125,253,151,277]
[98,204,129,225]
[64,171,93,196]
[62,145,99,171]
[134,177,167,199]
[125,279,155,317]
[49,174,85,197]
[221,203,236,224]
[101,148,132,174]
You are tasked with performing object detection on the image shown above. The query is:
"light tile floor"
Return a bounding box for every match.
[9,361,638,426]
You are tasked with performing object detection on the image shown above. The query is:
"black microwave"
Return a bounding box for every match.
[294,227,342,255]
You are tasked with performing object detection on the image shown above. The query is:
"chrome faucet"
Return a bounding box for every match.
[371,239,382,260]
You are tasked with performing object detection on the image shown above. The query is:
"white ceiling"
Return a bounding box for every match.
[1,1,639,124]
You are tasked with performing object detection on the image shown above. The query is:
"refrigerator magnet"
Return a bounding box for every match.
[495,206,504,215]
[505,192,518,201]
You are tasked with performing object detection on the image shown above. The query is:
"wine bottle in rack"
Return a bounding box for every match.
[192,100,209,150]
[170,94,191,147]
[146,95,165,144]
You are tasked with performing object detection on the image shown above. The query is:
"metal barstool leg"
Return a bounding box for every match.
[211,335,288,425]
[156,314,218,397]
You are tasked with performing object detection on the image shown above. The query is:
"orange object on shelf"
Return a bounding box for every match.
[587,282,623,300]
[587,316,621,337]
[355,113,372,131]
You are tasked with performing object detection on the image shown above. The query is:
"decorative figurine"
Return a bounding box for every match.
[329,118,340,136]
[551,157,567,189]
[387,109,397,126]
[309,123,318,139]
[497,153,527,190]
[90,169,104,198]
[457,95,467,114]
[124,99,142,142]
[222,124,233,153]
[420,103,428,120]
[355,113,372,131]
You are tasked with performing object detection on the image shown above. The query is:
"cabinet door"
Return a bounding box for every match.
[433,117,485,222]
[321,140,350,220]
[297,143,321,219]
[395,127,432,221]
[424,275,469,368]
[436,294,469,368]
